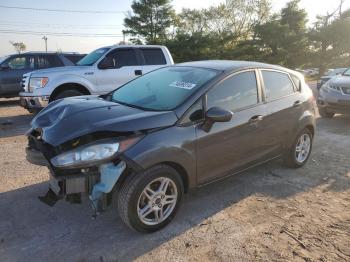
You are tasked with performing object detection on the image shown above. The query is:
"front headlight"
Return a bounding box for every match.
[51,137,142,168]
[321,83,330,92]
[29,77,49,91]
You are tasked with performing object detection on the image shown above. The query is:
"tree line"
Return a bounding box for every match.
[124,0,350,74]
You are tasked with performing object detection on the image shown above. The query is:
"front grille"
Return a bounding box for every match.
[341,86,350,95]
[21,76,26,90]
[21,75,31,92]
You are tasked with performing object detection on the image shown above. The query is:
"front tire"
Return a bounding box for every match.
[53,89,84,100]
[284,128,313,168]
[117,165,184,233]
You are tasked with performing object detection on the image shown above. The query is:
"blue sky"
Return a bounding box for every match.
[0,0,349,56]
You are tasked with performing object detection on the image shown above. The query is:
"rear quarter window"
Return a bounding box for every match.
[291,74,301,91]
[141,48,166,65]
[262,71,295,100]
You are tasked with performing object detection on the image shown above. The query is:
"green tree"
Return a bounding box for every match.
[167,0,272,62]
[10,41,26,54]
[124,0,174,44]
[309,8,350,74]
[253,0,308,68]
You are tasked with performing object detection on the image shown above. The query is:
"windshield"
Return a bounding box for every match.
[343,68,350,76]
[111,66,219,111]
[76,47,110,66]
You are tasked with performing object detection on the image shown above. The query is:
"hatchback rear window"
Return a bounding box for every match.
[141,48,166,65]
[262,71,295,100]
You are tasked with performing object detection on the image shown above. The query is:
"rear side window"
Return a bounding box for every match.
[141,48,166,65]
[207,71,258,112]
[108,49,138,68]
[37,55,63,69]
[262,71,295,100]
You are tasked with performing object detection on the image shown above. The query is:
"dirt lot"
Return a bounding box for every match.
[0,84,349,262]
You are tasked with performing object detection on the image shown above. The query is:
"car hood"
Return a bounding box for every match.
[30,96,178,147]
[327,75,350,87]
[30,66,90,76]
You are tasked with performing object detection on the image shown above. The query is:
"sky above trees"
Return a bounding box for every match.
[0,0,349,56]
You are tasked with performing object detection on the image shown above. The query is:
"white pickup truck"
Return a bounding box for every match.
[19,45,174,112]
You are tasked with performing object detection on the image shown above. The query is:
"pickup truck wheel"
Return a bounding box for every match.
[283,128,313,168]
[53,89,84,100]
[117,165,184,233]
[319,108,335,118]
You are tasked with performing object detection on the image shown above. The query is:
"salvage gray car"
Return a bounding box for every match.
[26,61,316,232]
[318,67,350,118]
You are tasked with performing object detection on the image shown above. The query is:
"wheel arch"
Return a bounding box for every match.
[115,161,190,194]
[50,83,91,102]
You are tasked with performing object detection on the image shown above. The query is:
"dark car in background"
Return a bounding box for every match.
[317,67,347,89]
[0,52,85,98]
[26,61,315,232]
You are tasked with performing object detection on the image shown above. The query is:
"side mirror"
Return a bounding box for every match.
[202,107,233,132]
[98,57,114,69]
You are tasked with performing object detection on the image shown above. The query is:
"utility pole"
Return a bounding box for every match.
[122,30,126,44]
[42,36,48,52]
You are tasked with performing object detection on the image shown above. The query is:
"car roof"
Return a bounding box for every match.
[105,44,167,49]
[9,52,84,56]
[177,60,291,73]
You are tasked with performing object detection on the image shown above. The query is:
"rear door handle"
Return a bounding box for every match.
[135,70,142,76]
[293,100,302,107]
[249,115,264,124]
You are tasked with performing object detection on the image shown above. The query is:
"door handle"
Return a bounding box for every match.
[249,115,264,124]
[293,100,302,107]
[135,70,142,76]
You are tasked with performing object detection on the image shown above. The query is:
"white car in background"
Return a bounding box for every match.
[19,45,174,112]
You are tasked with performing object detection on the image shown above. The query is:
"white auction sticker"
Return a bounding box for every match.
[170,81,197,90]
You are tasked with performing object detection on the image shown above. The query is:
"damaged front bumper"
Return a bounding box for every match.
[26,134,131,214]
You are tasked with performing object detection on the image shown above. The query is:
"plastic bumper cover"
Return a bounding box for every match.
[19,95,49,110]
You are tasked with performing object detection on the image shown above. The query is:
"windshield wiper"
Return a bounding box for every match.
[112,99,148,111]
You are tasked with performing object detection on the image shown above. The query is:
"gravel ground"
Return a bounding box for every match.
[0,84,349,262]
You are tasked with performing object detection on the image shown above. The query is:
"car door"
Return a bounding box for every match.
[95,48,143,94]
[139,48,167,74]
[195,70,274,184]
[259,69,304,150]
[0,55,35,96]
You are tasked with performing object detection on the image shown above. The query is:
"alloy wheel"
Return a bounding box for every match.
[137,177,178,226]
[295,133,311,163]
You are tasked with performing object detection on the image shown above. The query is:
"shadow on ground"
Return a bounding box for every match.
[0,114,32,138]
[0,99,20,108]
[0,153,348,261]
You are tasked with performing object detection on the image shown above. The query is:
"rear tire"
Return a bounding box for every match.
[319,108,334,118]
[117,165,184,233]
[283,128,313,168]
[53,89,84,100]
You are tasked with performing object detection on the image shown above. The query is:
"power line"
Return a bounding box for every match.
[0,29,123,37]
[0,23,123,29]
[0,5,125,14]
[0,21,124,28]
